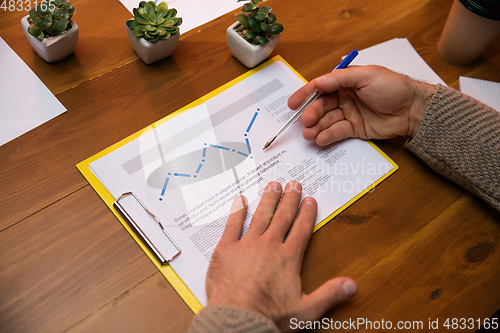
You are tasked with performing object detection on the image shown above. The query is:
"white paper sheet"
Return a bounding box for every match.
[119,0,241,34]
[351,38,447,86]
[0,37,67,146]
[90,60,396,305]
[459,76,500,112]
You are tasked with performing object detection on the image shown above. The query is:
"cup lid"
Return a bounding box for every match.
[460,0,500,20]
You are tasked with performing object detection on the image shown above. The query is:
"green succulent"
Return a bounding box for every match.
[126,1,182,43]
[27,0,76,41]
[236,0,283,45]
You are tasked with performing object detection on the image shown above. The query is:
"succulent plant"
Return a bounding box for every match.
[236,0,283,45]
[27,0,76,41]
[126,1,182,43]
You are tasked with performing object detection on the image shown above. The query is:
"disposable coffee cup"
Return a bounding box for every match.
[438,0,500,66]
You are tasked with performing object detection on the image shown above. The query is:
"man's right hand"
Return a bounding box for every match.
[288,65,436,146]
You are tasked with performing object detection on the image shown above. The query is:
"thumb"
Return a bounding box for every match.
[298,277,358,321]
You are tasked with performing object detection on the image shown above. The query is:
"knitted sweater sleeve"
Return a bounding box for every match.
[188,307,280,333]
[405,84,500,211]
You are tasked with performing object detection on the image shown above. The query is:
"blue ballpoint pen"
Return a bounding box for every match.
[262,49,359,150]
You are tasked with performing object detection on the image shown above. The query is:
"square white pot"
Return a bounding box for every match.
[226,21,280,68]
[21,15,79,63]
[126,23,180,65]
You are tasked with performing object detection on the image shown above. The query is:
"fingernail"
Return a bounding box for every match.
[285,181,301,193]
[266,181,282,193]
[302,197,316,206]
[230,196,247,215]
[342,280,358,299]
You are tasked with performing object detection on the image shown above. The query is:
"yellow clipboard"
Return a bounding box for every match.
[76,55,398,314]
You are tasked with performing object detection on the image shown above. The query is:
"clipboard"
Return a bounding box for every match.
[77,55,398,314]
[114,192,181,264]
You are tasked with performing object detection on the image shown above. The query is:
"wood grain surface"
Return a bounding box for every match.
[1,0,499,332]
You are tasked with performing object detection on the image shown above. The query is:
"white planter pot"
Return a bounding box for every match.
[126,23,180,65]
[21,15,79,63]
[226,21,280,68]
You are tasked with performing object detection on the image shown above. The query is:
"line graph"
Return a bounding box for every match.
[156,109,259,201]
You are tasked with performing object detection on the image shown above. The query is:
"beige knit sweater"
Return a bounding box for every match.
[188,84,500,333]
[406,84,500,211]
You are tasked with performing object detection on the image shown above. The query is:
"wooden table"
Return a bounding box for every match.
[1,0,499,331]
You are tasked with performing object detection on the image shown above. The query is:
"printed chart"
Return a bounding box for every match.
[152,110,260,200]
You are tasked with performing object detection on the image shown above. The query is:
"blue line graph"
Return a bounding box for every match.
[209,144,230,151]
[158,109,259,201]
[174,173,191,177]
[245,137,252,155]
[160,177,169,196]
[246,112,258,132]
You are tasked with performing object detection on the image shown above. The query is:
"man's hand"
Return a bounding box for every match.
[206,181,358,332]
[288,65,436,146]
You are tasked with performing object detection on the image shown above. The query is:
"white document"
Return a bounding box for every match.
[0,37,67,146]
[351,38,447,86]
[119,0,241,34]
[89,60,396,305]
[459,76,500,112]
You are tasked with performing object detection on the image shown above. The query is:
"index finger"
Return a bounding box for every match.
[288,66,372,111]
[288,76,330,111]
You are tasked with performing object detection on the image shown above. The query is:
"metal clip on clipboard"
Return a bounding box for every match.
[114,192,181,265]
